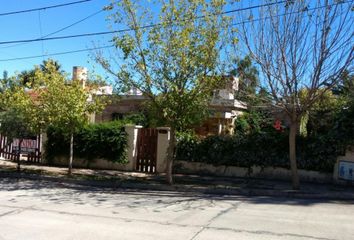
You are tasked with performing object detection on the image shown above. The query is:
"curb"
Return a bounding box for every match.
[1,170,354,201]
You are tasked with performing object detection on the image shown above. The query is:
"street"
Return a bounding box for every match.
[0,177,353,240]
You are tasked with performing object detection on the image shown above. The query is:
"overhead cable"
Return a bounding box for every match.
[0,0,92,17]
[0,1,288,45]
[0,45,114,62]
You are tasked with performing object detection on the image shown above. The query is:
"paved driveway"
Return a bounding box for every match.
[0,178,353,240]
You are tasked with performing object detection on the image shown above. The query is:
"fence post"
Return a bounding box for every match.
[124,125,142,171]
[156,127,170,173]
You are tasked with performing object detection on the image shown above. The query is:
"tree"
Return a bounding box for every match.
[0,84,41,171]
[96,0,230,184]
[18,69,36,87]
[299,89,344,137]
[40,58,63,74]
[239,0,353,189]
[16,59,63,88]
[330,71,354,146]
[0,61,105,173]
[0,71,10,94]
[36,62,105,174]
[332,70,354,100]
[230,55,259,102]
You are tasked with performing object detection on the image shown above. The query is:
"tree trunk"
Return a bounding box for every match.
[165,128,176,185]
[17,138,23,172]
[289,121,300,190]
[68,133,74,175]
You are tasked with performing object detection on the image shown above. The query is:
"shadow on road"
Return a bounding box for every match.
[1,177,353,210]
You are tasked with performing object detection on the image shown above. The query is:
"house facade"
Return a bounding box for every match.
[195,76,246,136]
[78,66,247,135]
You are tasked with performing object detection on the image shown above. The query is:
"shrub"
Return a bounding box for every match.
[45,121,127,163]
[176,131,339,173]
[123,112,148,127]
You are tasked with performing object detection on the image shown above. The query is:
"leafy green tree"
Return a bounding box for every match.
[329,72,354,147]
[123,112,148,127]
[0,61,105,173]
[40,59,63,74]
[18,69,36,87]
[235,109,274,136]
[299,89,345,137]
[2,71,8,81]
[16,59,63,88]
[230,55,259,102]
[0,110,30,171]
[0,71,24,93]
[36,62,105,174]
[0,71,9,92]
[333,71,354,101]
[0,84,41,171]
[299,72,353,138]
[97,0,230,183]
[0,71,9,94]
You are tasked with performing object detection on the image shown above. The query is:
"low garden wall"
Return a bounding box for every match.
[44,123,170,173]
[49,155,131,171]
[174,160,333,183]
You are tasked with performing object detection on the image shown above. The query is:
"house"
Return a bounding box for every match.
[91,87,148,123]
[78,66,247,135]
[195,76,247,136]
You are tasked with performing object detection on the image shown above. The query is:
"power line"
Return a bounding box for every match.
[0,1,289,46]
[1,9,104,49]
[222,1,285,15]
[0,0,92,17]
[231,0,353,27]
[0,0,351,61]
[0,45,114,62]
[0,30,117,45]
[0,0,350,46]
[43,9,104,39]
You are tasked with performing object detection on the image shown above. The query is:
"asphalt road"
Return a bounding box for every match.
[0,177,353,240]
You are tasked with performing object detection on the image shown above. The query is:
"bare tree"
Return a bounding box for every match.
[239,0,354,189]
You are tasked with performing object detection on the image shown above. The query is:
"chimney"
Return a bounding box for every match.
[72,66,88,89]
[225,75,239,91]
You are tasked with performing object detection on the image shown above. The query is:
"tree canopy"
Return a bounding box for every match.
[36,61,105,174]
[0,60,106,174]
[97,0,231,183]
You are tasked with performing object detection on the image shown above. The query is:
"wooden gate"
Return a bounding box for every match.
[136,128,158,173]
[0,134,42,163]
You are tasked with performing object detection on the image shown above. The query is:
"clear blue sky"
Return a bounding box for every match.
[1,0,349,87]
[0,0,257,81]
[0,0,112,79]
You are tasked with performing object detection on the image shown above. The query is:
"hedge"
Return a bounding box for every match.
[45,121,128,163]
[176,132,341,173]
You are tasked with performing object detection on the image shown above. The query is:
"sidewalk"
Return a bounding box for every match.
[0,159,353,200]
